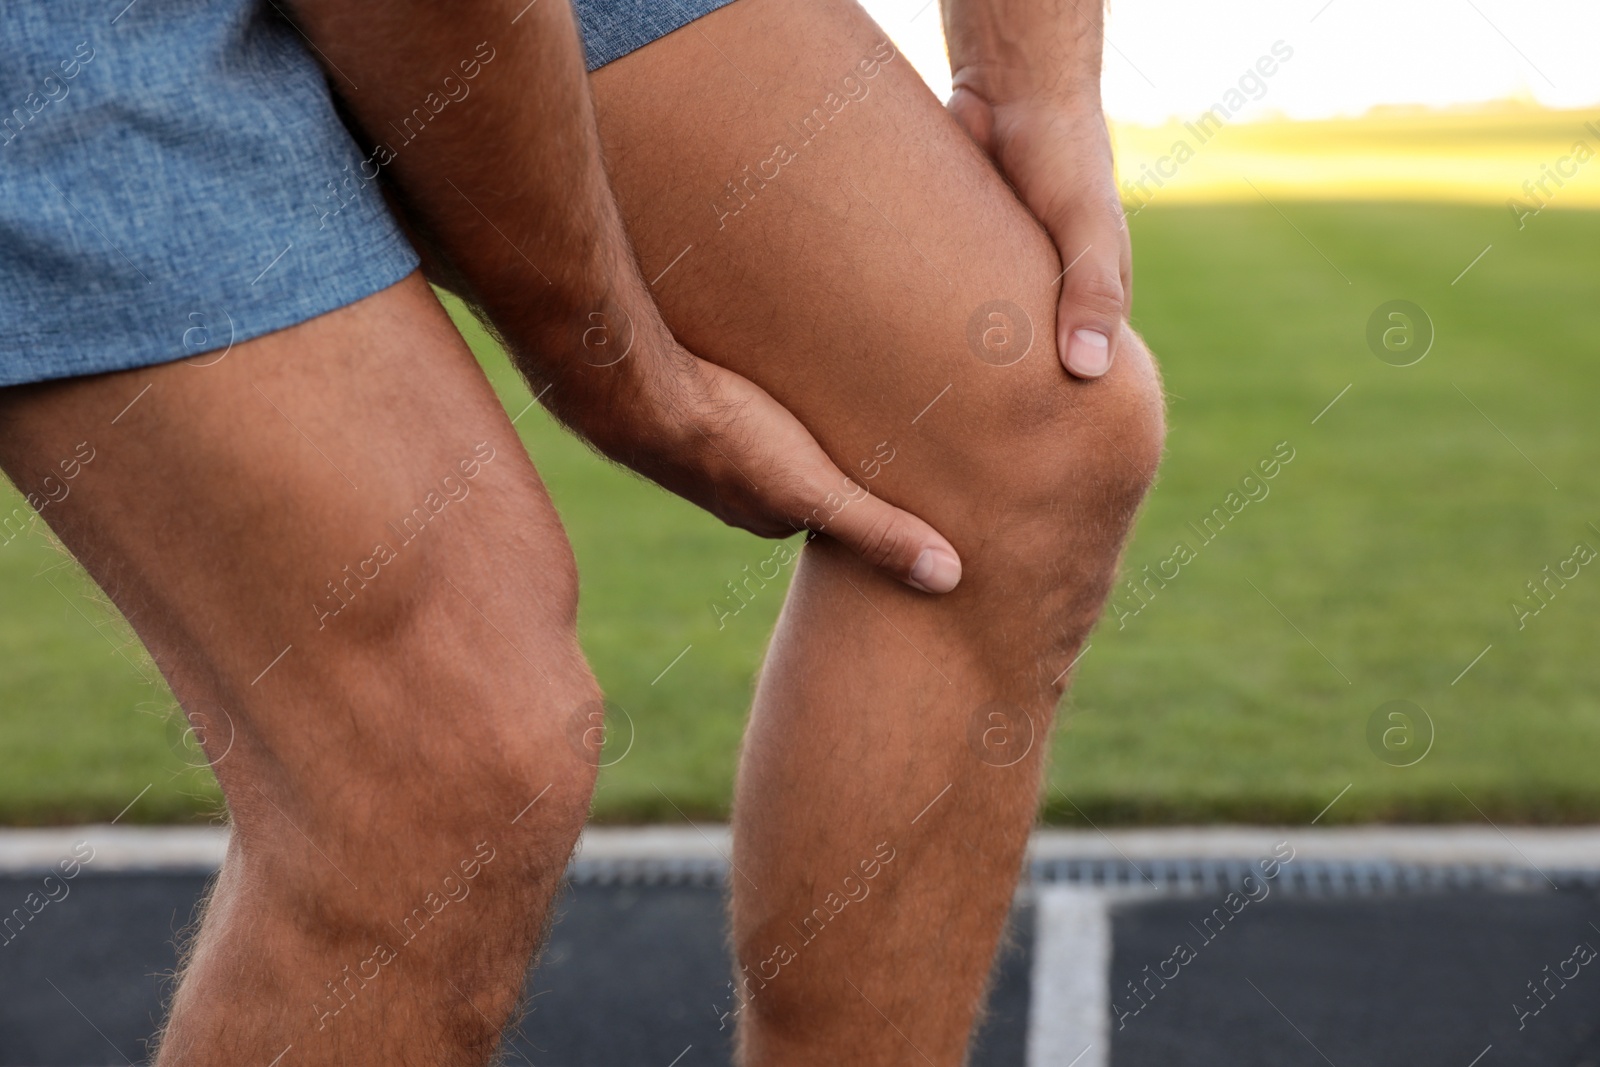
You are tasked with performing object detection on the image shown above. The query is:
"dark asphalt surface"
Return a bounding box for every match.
[1109,890,1600,1067]
[0,874,1029,1066]
[5,872,1600,1065]
[511,883,1031,1067]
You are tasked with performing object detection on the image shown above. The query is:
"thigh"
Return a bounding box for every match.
[0,274,585,816]
[590,0,1160,539]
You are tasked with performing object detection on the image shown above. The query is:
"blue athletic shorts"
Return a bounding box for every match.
[572,0,740,71]
[0,0,737,388]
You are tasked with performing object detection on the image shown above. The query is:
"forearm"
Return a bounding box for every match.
[287,0,673,438]
[942,0,1104,106]
[284,0,968,589]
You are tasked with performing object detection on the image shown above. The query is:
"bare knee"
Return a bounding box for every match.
[897,320,1165,686]
[215,500,601,991]
[217,597,599,1044]
[228,557,600,859]
[994,321,1165,514]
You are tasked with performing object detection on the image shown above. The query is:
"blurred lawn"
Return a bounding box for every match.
[1,199,1596,825]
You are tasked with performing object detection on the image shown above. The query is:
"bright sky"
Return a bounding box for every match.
[859,0,1600,124]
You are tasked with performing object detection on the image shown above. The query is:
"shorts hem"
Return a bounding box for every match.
[578,0,743,71]
[0,238,421,388]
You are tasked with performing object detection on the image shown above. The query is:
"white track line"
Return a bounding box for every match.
[12,825,1600,873]
[1028,887,1112,1067]
[0,824,227,872]
[1028,826,1600,869]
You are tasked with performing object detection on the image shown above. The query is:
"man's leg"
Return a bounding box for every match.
[0,275,598,1063]
[590,1,1164,1062]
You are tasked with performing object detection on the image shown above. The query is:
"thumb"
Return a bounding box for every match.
[1052,205,1129,380]
[816,485,963,594]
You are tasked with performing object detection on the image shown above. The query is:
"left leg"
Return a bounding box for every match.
[588,2,1164,1061]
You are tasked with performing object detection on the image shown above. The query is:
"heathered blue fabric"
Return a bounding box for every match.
[0,0,738,385]
[0,0,419,385]
[572,0,742,71]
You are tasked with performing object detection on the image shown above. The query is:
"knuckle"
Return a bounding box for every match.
[1095,190,1129,231]
[856,510,911,572]
[1065,270,1126,321]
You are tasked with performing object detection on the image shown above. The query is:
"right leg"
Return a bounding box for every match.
[0,274,597,1063]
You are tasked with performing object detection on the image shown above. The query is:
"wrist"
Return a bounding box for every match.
[949,80,1111,179]
[950,63,1101,115]
[944,0,1103,112]
[507,276,695,454]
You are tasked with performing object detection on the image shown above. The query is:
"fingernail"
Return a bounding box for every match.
[908,548,961,594]
[1064,328,1111,377]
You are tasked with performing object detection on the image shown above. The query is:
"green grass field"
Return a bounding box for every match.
[2,200,1597,826]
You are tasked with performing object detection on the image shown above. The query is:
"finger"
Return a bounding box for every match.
[810,480,962,594]
[1050,200,1130,380]
[684,366,965,593]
